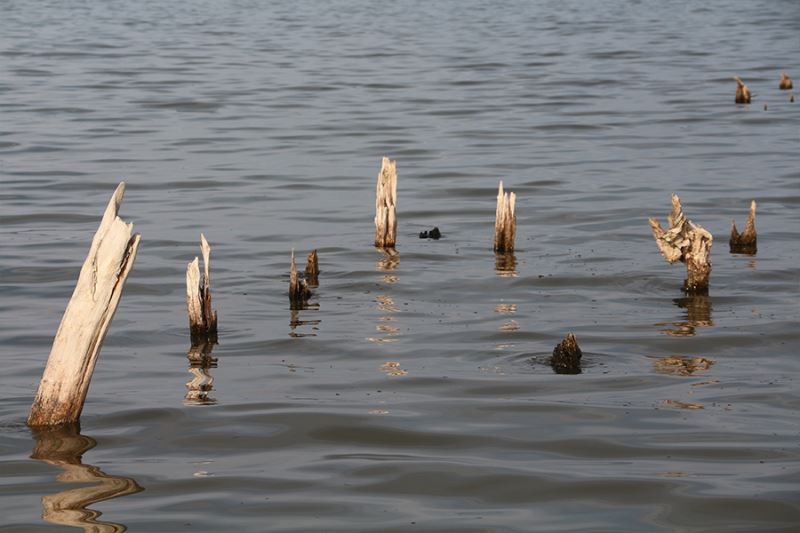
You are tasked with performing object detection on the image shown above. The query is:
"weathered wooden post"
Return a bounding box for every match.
[730,200,757,254]
[649,194,713,294]
[289,249,311,309]
[734,76,751,104]
[550,333,583,375]
[305,249,319,287]
[186,234,217,343]
[779,71,793,90]
[28,183,141,427]
[374,157,397,248]
[494,181,516,253]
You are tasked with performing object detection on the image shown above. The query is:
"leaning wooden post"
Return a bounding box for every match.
[649,194,713,294]
[305,249,319,287]
[186,234,217,343]
[28,183,141,427]
[289,249,311,309]
[494,181,516,253]
[730,200,757,254]
[374,157,397,248]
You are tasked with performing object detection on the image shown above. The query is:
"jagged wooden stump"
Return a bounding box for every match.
[305,249,319,287]
[289,250,311,310]
[649,194,713,294]
[374,157,397,248]
[779,71,793,90]
[551,333,582,375]
[28,183,141,427]
[186,234,218,343]
[494,181,516,253]
[730,200,757,254]
[734,76,751,104]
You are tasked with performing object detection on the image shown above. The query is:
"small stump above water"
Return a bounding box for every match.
[551,333,582,375]
[494,181,516,253]
[734,76,751,104]
[729,200,757,255]
[289,250,312,309]
[186,234,218,344]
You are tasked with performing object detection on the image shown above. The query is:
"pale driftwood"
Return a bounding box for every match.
[730,200,757,254]
[28,183,141,427]
[305,249,319,287]
[779,71,793,90]
[289,249,311,309]
[649,194,713,294]
[186,234,217,343]
[734,76,751,104]
[551,333,582,375]
[31,424,142,531]
[493,181,516,253]
[374,157,397,248]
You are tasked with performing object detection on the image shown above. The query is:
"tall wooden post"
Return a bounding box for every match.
[375,157,397,248]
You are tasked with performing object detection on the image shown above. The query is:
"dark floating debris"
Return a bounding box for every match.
[186,234,218,344]
[305,249,319,287]
[730,200,757,255]
[419,227,441,239]
[791,94,795,103]
[649,194,713,295]
[494,181,516,253]
[550,333,582,375]
[734,76,751,104]
[289,249,312,310]
[779,71,793,90]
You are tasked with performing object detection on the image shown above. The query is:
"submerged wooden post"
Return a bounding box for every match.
[289,249,311,309]
[28,183,141,427]
[730,200,757,254]
[305,249,319,287]
[493,181,516,253]
[551,333,582,375]
[649,194,713,294]
[186,234,217,343]
[779,71,793,90]
[374,157,397,248]
[734,76,751,104]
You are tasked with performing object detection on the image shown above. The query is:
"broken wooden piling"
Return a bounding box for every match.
[304,249,319,287]
[494,181,516,253]
[649,194,713,294]
[186,234,218,343]
[730,200,757,254]
[734,76,751,104]
[374,157,397,248]
[28,183,141,427]
[779,71,793,90]
[289,249,311,309]
[551,333,582,375]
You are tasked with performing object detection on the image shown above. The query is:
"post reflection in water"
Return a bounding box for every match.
[370,248,402,343]
[30,424,142,533]
[657,294,713,337]
[289,305,321,338]
[495,252,517,277]
[377,247,399,273]
[186,340,218,405]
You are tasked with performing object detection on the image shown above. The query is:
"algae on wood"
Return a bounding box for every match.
[28,182,141,427]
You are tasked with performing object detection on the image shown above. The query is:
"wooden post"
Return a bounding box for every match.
[28,183,141,427]
[551,333,582,375]
[734,76,751,104]
[649,194,713,294]
[186,234,217,343]
[289,249,311,309]
[494,181,516,253]
[779,71,793,90]
[730,200,757,254]
[304,249,319,287]
[374,157,397,248]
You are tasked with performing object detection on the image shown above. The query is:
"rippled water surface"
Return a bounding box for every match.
[1,1,799,531]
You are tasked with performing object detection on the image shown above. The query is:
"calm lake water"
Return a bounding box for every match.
[1,1,799,531]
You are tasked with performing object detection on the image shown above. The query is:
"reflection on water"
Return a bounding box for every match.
[653,355,715,376]
[289,305,321,338]
[186,341,218,405]
[657,295,713,337]
[369,295,401,343]
[30,424,142,532]
[495,252,517,277]
[377,248,399,272]
[379,361,408,377]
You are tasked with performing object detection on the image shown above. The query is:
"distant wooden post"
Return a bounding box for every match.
[779,71,793,90]
[305,249,319,287]
[374,157,397,248]
[494,181,516,253]
[730,200,757,254]
[186,234,218,343]
[28,183,141,427]
[734,76,751,104]
[649,194,713,294]
[289,249,311,309]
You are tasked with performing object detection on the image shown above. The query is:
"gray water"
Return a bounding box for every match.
[1,1,799,531]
